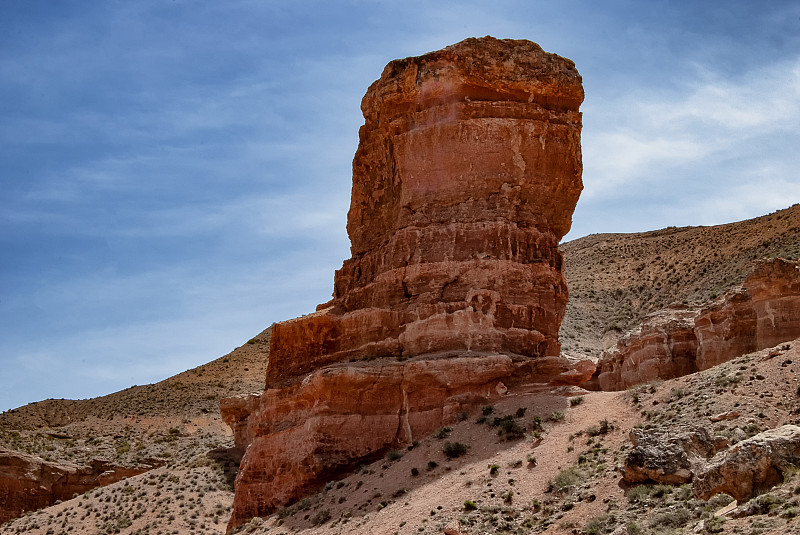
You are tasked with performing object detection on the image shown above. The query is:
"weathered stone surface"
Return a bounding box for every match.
[693,425,800,502]
[594,307,699,391]
[265,36,584,385]
[623,427,715,485]
[223,36,586,530]
[0,449,153,523]
[594,259,800,390]
[227,354,513,528]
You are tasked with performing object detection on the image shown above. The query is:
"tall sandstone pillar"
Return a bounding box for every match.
[222,37,585,530]
[267,36,583,384]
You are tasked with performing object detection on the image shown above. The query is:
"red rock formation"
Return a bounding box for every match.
[694,425,800,502]
[265,36,584,385]
[594,259,800,390]
[0,449,153,523]
[222,36,586,530]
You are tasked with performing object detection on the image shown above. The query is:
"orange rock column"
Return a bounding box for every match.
[224,36,584,531]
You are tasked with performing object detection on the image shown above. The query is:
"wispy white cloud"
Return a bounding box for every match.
[2,0,799,411]
[580,56,800,207]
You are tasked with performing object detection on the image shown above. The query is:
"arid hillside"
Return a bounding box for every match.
[3,206,800,535]
[3,339,800,535]
[0,328,270,525]
[560,204,800,360]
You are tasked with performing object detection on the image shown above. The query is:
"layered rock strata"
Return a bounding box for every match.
[222,36,585,530]
[593,259,800,390]
[0,449,153,523]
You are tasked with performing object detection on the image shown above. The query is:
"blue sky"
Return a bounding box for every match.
[1,1,799,411]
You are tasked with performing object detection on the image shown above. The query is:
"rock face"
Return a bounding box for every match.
[0,449,152,523]
[222,36,585,530]
[693,425,800,502]
[593,259,800,390]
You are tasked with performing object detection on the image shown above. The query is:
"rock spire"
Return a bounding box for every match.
[222,36,586,530]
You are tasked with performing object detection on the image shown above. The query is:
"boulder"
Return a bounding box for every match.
[693,425,800,502]
[223,36,586,531]
[623,427,715,485]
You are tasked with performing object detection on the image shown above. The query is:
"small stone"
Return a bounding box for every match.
[710,411,740,423]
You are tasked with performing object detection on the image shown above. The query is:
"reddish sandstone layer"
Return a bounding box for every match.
[223,37,585,530]
[594,259,800,390]
[266,37,583,384]
[0,449,153,523]
[222,353,594,527]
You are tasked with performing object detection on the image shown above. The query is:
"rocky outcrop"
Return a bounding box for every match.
[593,259,800,390]
[222,36,586,530]
[693,425,800,502]
[623,427,716,485]
[265,36,584,385]
[0,449,154,523]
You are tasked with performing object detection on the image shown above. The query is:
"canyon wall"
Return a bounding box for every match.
[222,36,587,530]
[0,450,152,523]
[594,258,800,390]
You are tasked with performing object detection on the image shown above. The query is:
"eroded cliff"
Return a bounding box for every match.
[222,36,587,530]
[593,258,800,390]
[0,450,153,523]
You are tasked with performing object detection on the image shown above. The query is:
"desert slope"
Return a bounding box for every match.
[5,339,800,535]
[560,203,800,360]
[3,206,800,534]
[0,328,270,524]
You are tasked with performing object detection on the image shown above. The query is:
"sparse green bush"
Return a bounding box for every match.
[549,467,582,493]
[570,396,584,407]
[493,415,526,439]
[311,509,331,525]
[549,411,565,422]
[115,440,130,456]
[463,500,477,511]
[651,507,692,528]
[669,387,686,400]
[385,449,403,461]
[703,515,726,533]
[599,418,611,434]
[705,492,734,510]
[489,464,500,475]
[433,427,451,439]
[652,484,673,498]
[748,492,784,514]
[585,514,614,535]
[782,506,799,519]
[626,521,643,535]
[443,441,468,459]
